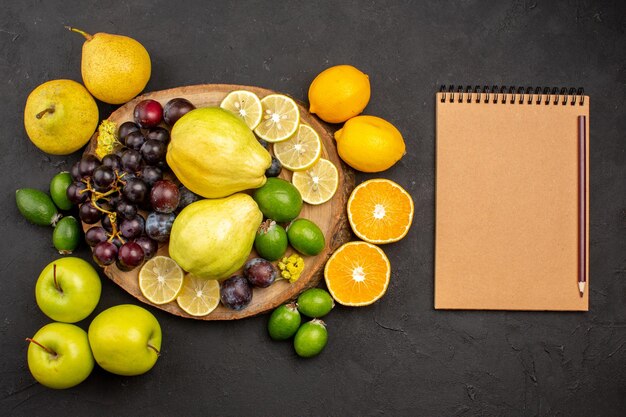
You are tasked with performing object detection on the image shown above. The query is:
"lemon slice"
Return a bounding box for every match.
[292,158,339,205]
[176,274,220,317]
[220,90,263,129]
[254,94,300,142]
[273,124,322,171]
[139,256,184,305]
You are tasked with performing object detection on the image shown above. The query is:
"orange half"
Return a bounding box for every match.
[324,241,391,306]
[347,179,414,244]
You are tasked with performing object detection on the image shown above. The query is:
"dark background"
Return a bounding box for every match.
[1,1,625,416]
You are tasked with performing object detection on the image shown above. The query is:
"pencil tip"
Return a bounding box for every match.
[578,281,585,297]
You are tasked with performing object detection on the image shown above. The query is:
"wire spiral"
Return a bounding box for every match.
[439,85,585,105]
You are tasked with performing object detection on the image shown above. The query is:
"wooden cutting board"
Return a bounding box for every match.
[84,84,354,320]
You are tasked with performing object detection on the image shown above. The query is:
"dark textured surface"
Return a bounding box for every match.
[1,1,625,416]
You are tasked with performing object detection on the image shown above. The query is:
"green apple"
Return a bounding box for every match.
[88,304,162,376]
[26,322,94,389]
[35,257,101,323]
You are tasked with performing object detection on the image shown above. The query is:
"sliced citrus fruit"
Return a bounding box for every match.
[324,241,391,306]
[273,124,322,171]
[254,94,300,142]
[176,274,220,317]
[139,256,184,305]
[220,90,263,129]
[347,179,414,244]
[292,158,338,205]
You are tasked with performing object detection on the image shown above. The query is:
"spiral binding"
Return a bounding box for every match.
[439,85,585,105]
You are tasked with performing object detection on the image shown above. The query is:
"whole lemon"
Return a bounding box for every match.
[308,65,370,123]
[24,79,99,155]
[334,115,406,172]
[68,27,151,105]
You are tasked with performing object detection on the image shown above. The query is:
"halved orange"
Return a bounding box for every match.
[347,179,414,244]
[324,241,391,306]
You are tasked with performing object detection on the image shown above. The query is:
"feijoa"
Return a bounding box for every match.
[15,188,61,226]
[287,218,325,256]
[254,220,288,261]
[49,171,74,210]
[297,288,334,318]
[53,216,81,254]
[268,303,301,340]
[294,319,328,358]
[252,178,303,222]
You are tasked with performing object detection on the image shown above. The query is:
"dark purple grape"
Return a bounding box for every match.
[78,155,101,178]
[123,178,148,204]
[243,258,277,288]
[92,166,116,191]
[101,154,122,172]
[108,192,122,207]
[177,185,200,211]
[66,181,89,204]
[134,99,163,128]
[265,157,282,178]
[118,241,145,270]
[93,241,118,266]
[150,180,179,213]
[257,138,269,149]
[101,214,114,233]
[79,202,101,224]
[70,161,81,181]
[124,131,146,151]
[115,199,138,220]
[141,165,163,187]
[163,98,195,126]
[118,121,140,142]
[220,275,253,310]
[134,236,158,260]
[120,215,145,240]
[85,226,108,247]
[140,139,167,165]
[120,149,143,173]
[146,127,170,144]
[145,212,176,242]
[110,235,124,248]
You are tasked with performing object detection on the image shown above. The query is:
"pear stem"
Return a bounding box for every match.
[147,344,161,356]
[25,338,57,356]
[35,107,54,119]
[64,26,92,41]
[53,264,62,294]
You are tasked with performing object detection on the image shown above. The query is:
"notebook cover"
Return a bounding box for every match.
[434,92,589,311]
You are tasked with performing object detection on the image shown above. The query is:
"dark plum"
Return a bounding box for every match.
[177,185,200,211]
[115,199,138,220]
[220,275,253,310]
[79,202,101,224]
[134,236,158,260]
[141,165,163,187]
[123,178,148,204]
[146,127,170,144]
[119,215,145,240]
[150,180,179,213]
[118,241,145,270]
[134,99,163,128]
[163,98,195,126]
[120,149,143,173]
[124,131,146,151]
[140,139,167,165]
[66,181,89,204]
[265,157,282,178]
[85,226,108,247]
[101,154,122,172]
[92,166,116,191]
[145,212,176,242]
[93,241,118,266]
[78,155,100,178]
[243,257,277,288]
[118,121,140,142]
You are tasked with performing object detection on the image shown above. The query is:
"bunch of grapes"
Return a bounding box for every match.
[67,97,198,271]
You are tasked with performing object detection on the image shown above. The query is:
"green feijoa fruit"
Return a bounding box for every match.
[53,216,81,255]
[255,219,288,261]
[268,303,301,340]
[287,218,325,256]
[297,288,335,318]
[15,188,61,226]
[49,171,73,211]
[252,177,303,222]
[294,319,328,358]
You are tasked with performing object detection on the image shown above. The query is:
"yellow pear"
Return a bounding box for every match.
[24,79,99,155]
[67,26,151,105]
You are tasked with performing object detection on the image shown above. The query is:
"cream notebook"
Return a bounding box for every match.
[435,86,589,311]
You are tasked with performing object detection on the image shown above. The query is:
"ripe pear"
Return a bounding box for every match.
[23,79,99,155]
[67,26,151,105]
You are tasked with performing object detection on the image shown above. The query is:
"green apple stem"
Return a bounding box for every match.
[52,264,63,294]
[64,26,93,41]
[25,338,57,357]
[35,106,55,119]
[147,344,161,356]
